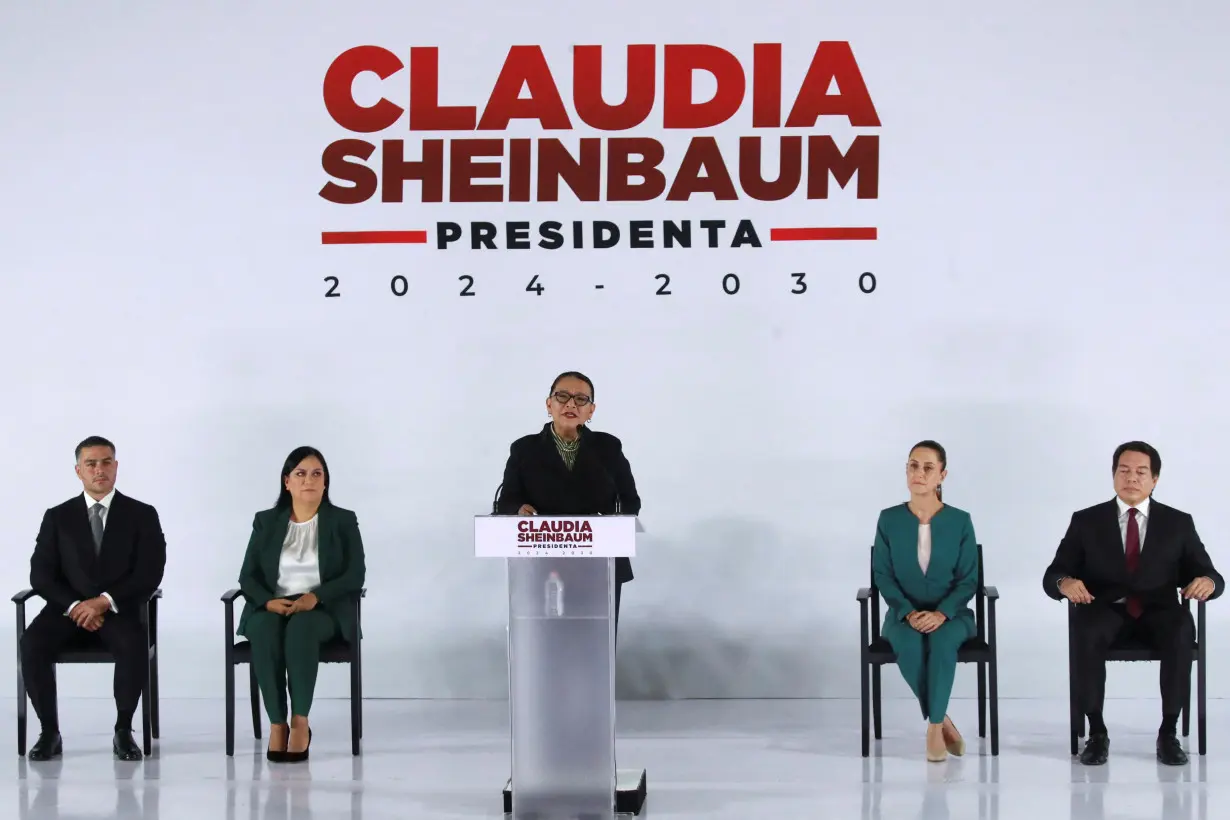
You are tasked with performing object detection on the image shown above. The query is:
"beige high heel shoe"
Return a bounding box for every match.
[942,715,965,756]
[926,724,948,762]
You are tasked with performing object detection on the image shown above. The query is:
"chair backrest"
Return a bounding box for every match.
[866,544,986,640]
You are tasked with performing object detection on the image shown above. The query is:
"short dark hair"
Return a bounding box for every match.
[75,436,116,462]
[276,446,332,508]
[909,439,947,501]
[1113,441,1161,477]
[549,371,594,398]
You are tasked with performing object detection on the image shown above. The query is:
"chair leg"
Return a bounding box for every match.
[1198,654,1207,755]
[151,649,161,740]
[989,652,999,756]
[977,661,987,738]
[225,659,235,757]
[350,659,361,756]
[248,665,261,740]
[141,670,152,756]
[357,656,364,739]
[871,665,882,740]
[860,659,870,757]
[16,658,26,757]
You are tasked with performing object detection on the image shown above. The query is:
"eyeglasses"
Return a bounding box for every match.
[551,391,591,407]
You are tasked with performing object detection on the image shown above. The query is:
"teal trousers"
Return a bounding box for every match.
[883,616,974,723]
[246,609,338,723]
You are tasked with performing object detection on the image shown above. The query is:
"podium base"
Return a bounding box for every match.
[501,769,647,816]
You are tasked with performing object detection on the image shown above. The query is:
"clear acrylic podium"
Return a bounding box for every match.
[475,514,647,818]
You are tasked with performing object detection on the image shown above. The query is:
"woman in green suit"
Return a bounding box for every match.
[872,440,979,762]
[236,446,366,762]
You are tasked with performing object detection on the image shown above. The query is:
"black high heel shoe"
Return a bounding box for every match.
[284,728,312,763]
[266,726,289,763]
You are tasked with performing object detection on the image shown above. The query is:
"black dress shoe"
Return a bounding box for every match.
[28,732,62,761]
[1079,732,1109,765]
[1157,733,1189,766]
[112,730,142,761]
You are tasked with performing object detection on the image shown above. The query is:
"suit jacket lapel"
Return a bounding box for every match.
[264,506,292,583]
[1138,499,1168,572]
[538,424,571,479]
[317,503,335,575]
[97,491,126,559]
[1098,499,1128,573]
[68,497,98,571]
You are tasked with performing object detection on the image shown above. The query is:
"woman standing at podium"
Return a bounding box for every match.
[495,371,641,633]
[871,440,978,762]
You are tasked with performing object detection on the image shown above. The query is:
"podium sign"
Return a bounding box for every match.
[474,514,639,558]
[476,514,643,819]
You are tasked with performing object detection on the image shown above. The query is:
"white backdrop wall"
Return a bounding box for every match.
[2,1,1228,707]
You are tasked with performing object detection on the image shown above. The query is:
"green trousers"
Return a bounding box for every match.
[246,609,338,723]
[883,616,974,723]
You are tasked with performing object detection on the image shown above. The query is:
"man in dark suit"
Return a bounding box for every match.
[1043,441,1221,766]
[21,436,167,761]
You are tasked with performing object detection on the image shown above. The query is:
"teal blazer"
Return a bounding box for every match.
[872,503,979,629]
[236,501,366,641]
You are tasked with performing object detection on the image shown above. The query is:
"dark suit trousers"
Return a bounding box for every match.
[1073,602,1194,718]
[20,606,147,731]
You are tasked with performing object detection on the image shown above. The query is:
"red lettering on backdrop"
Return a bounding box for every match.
[663,45,745,129]
[667,137,738,200]
[739,136,801,201]
[450,139,504,202]
[537,139,601,201]
[322,46,404,132]
[606,138,667,201]
[381,139,444,202]
[807,134,879,198]
[573,45,656,130]
[478,46,571,130]
[518,520,530,532]
[786,42,880,127]
[751,43,782,128]
[410,47,477,130]
[319,139,378,203]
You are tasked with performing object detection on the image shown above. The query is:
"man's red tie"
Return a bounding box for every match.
[1125,508,1142,618]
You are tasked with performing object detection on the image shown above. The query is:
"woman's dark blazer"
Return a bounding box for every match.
[495,423,641,583]
[236,500,366,641]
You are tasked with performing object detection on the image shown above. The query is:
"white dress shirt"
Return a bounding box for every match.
[1116,495,1149,551]
[918,523,932,573]
[67,489,120,616]
[275,515,322,597]
[1112,495,1149,603]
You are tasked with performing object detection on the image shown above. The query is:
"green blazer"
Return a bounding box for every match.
[871,503,979,628]
[236,501,366,641]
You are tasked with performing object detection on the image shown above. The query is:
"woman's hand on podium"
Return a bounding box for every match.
[517,504,537,515]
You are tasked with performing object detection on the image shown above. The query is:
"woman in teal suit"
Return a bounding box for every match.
[236,446,366,762]
[872,440,979,762]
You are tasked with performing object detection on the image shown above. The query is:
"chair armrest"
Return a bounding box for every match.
[856,587,872,601]
[982,585,999,600]
[11,589,38,605]
[221,588,243,604]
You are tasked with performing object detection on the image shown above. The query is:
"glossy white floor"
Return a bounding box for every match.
[3,697,1218,819]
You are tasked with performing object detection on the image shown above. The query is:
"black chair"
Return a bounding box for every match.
[13,588,161,756]
[1067,597,1206,755]
[857,543,999,756]
[222,588,365,756]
